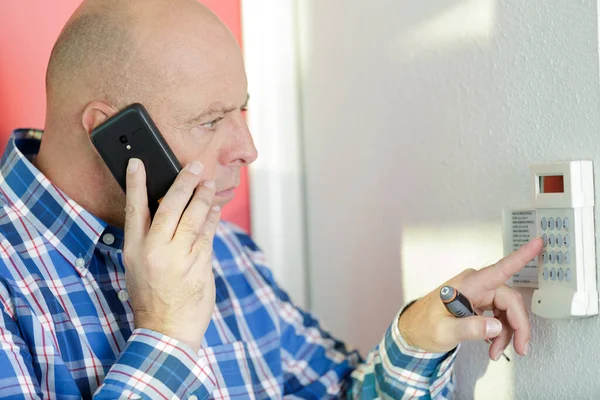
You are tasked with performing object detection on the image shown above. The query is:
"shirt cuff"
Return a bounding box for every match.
[100,328,215,399]
[382,310,458,396]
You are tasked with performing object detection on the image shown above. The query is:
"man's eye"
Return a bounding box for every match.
[201,117,224,129]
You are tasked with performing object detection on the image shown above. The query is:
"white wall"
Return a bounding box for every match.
[242,0,308,308]
[298,0,600,398]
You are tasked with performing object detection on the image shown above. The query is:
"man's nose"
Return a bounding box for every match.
[219,118,258,166]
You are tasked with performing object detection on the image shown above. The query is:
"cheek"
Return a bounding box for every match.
[169,135,221,177]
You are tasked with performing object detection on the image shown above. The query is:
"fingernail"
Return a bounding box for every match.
[187,161,204,175]
[524,342,530,355]
[211,205,221,212]
[203,180,215,188]
[127,158,139,173]
[486,319,502,337]
[493,351,502,361]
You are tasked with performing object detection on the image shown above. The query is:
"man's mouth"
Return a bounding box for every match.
[215,186,237,199]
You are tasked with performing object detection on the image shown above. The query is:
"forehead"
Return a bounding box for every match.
[141,22,247,114]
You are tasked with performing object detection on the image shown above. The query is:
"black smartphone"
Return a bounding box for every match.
[91,103,182,216]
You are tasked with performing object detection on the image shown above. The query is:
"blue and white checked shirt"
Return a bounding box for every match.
[0,129,457,399]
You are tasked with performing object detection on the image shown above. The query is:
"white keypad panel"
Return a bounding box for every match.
[540,210,575,286]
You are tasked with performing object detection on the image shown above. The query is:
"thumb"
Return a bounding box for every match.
[448,316,503,342]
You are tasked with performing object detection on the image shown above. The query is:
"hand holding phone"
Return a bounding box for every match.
[92,104,221,351]
[123,159,221,352]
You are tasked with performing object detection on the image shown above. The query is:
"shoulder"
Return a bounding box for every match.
[213,221,274,283]
[0,198,38,279]
[0,200,28,315]
[214,221,262,257]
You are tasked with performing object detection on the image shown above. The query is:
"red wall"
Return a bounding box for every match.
[0,1,250,233]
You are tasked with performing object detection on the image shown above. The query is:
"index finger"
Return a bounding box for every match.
[124,158,150,250]
[474,237,544,290]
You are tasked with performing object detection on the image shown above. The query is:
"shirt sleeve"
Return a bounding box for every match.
[0,297,215,399]
[254,265,458,399]
[0,305,44,399]
[95,329,216,399]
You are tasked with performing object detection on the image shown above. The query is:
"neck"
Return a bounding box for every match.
[35,127,126,228]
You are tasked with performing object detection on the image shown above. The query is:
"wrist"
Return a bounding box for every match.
[397,304,420,349]
[398,299,420,347]
[134,314,203,353]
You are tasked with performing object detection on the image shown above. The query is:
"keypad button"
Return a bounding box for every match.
[557,251,563,264]
[550,267,556,281]
[556,234,563,248]
[549,251,556,264]
[557,268,564,281]
[563,217,570,231]
[565,268,572,281]
[542,251,548,264]
[541,217,548,230]
[564,251,571,265]
[556,217,562,230]
[542,234,548,247]
[548,234,555,247]
[543,267,549,281]
[564,234,571,248]
[548,218,555,231]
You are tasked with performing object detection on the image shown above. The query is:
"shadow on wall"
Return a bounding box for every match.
[455,341,491,400]
[303,0,600,395]
[299,0,514,398]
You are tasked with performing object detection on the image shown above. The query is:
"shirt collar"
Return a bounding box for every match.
[0,129,109,276]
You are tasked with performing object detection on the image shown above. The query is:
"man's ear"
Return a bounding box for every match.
[81,102,118,135]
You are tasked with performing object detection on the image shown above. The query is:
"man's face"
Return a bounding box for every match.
[142,30,257,207]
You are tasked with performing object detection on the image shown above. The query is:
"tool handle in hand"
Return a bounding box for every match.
[440,286,474,318]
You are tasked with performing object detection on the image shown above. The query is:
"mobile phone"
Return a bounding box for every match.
[91,103,182,216]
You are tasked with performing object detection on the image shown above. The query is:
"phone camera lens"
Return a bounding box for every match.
[119,135,129,144]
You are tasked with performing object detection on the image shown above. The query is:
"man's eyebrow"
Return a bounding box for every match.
[186,94,250,125]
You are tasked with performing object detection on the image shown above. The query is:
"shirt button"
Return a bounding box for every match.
[102,233,115,245]
[118,290,129,302]
[75,258,85,268]
[189,396,199,400]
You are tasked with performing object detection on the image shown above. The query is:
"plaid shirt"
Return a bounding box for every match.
[0,129,456,399]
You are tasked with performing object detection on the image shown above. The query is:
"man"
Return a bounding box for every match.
[0,0,542,398]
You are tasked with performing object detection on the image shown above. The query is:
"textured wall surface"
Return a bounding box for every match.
[298,0,600,398]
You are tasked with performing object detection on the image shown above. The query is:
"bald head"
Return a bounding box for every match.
[38,0,255,228]
[46,0,235,112]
